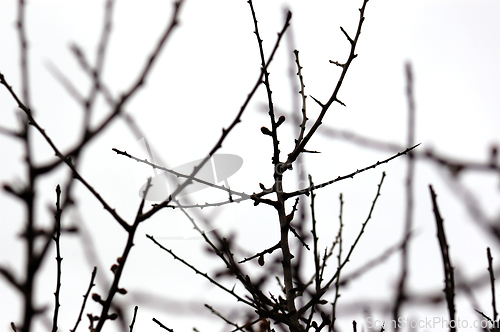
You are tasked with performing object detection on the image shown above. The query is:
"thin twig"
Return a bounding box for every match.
[94,178,153,332]
[70,267,97,332]
[111,148,249,200]
[429,185,456,332]
[279,145,418,200]
[487,248,498,322]
[331,193,344,332]
[293,50,308,149]
[299,172,386,317]
[52,185,63,332]
[205,304,243,330]
[284,0,370,170]
[139,3,293,222]
[146,234,256,309]
[0,73,130,230]
[248,0,289,168]
[129,306,138,332]
[152,318,174,332]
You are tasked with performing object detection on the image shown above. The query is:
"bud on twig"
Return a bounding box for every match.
[260,127,272,136]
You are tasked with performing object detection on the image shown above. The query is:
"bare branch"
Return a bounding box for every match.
[152,318,174,332]
[51,185,63,332]
[70,267,97,332]
[282,144,418,200]
[129,306,138,332]
[429,185,456,332]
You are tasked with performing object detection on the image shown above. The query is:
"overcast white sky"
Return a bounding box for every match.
[1,1,500,331]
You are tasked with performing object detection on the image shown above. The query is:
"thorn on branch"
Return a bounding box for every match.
[310,95,324,108]
[301,148,320,154]
[335,98,346,107]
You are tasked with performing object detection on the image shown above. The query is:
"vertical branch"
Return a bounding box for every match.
[129,306,138,332]
[309,175,321,293]
[52,185,63,332]
[70,267,97,332]
[298,173,386,318]
[247,2,298,330]
[248,0,289,168]
[330,193,344,332]
[429,185,456,332]
[94,178,152,332]
[393,62,416,327]
[487,248,498,323]
[17,0,30,107]
[83,0,115,130]
[304,175,320,332]
[284,0,369,168]
[293,50,308,151]
[16,1,36,330]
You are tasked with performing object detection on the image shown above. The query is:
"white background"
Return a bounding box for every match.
[1,0,500,331]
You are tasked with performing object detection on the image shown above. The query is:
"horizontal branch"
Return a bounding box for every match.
[111,148,249,199]
[283,144,419,199]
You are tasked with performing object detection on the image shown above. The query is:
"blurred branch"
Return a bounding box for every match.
[17,0,30,108]
[44,61,86,106]
[0,125,22,138]
[393,62,416,328]
[440,167,500,242]
[339,231,412,288]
